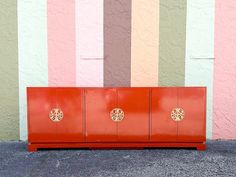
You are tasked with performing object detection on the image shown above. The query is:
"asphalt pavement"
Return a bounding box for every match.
[0,140,235,177]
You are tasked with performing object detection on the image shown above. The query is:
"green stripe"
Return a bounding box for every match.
[0,0,19,140]
[158,0,187,86]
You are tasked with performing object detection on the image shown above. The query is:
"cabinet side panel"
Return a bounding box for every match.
[178,88,206,142]
[27,88,57,142]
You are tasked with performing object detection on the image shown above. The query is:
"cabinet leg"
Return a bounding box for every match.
[196,143,206,151]
[28,144,37,152]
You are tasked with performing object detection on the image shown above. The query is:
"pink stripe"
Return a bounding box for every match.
[76,0,104,87]
[48,0,76,86]
[214,0,236,139]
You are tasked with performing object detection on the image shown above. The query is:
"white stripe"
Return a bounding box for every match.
[18,0,48,140]
[185,0,215,139]
[76,0,104,87]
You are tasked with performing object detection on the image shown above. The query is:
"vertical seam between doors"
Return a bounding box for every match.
[204,88,207,141]
[55,88,58,141]
[149,88,152,141]
[83,89,86,142]
[116,89,118,140]
[177,88,179,141]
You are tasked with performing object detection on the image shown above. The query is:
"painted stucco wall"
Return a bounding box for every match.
[0,0,236,140]
[158,0,187,86]
[18,0,48,140]
[0,0,19,140]
[213,0,236,139]
[131,0,159,86]
[185,0,215,139]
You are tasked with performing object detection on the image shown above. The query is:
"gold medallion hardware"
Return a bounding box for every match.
[49,108,63,122]
[110,108,124,122]
[171,108,185,122]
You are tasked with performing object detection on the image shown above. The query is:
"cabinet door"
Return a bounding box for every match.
[151,88,178,142]
[86,88,117,142]
[117,88,149,142]
[177,88,206,142]
[28,88,57,142]
[56,88,84,142]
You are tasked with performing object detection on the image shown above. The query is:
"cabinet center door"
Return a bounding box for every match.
[151,88,178,142]
[56,88,84,142]
[86,88,117,142]
[117,88,150,142]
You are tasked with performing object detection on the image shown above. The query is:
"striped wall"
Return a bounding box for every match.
[104,0,132,87]
[0,0,236,140]
[185,0,215,139]
[159,0,187,86]
[214,0,236,139]
[131,0,159,86]
[18,0,48,141]
[48,0,76,86]
[76,0,104,87]
[0,0,19,140]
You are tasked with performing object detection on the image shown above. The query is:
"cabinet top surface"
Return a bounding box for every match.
[27,86,206,89]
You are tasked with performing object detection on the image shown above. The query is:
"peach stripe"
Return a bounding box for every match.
[131,0,159,86]
[48,0,76,86]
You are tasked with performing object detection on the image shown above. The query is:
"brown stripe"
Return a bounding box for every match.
[104,0,132,87]
[0,0,19,140]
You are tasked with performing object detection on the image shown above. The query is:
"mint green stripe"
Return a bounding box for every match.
[158,0,187,86]
[18,0,48,140]
[0,0,19,140]
[185,0,215,139]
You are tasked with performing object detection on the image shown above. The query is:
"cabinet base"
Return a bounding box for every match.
[28,142,206,152]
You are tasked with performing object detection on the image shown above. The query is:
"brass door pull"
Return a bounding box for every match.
[49,108,63,122]
[171,108,185,122]
[110,108,124,122]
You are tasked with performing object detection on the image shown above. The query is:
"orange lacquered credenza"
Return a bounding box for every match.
[27,87,206,151]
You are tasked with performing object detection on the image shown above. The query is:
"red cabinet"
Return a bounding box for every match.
[85,88,117,142]
[85,88,149,142]
[117,88,149,142]
[27,87,206,151]
[55,88,84,142]
[28,88,57,142]
[151,87,206,143]
[151,88,178,142]
[177,88,206,142]
[28,88,83,143]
